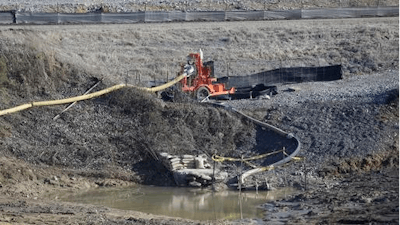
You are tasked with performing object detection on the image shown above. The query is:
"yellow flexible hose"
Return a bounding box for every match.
[212,147,304,177]
[0,74,186,116]
[211,149,284,163]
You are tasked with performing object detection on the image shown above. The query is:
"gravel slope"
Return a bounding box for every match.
[225,70,398,169]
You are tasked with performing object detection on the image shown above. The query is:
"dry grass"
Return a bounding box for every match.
[0,17,396,87]
[0,17,397,102]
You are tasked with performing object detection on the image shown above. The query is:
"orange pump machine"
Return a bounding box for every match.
[179,50,235,100]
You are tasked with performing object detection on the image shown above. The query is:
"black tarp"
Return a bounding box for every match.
[231,84,278,99]
[218,65,342,89]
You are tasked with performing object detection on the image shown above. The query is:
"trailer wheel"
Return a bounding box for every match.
[196,87,210,101]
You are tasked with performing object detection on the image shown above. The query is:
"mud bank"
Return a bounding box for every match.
[263,168,399,224]
[0,156,207,224]
[0,155,397,224]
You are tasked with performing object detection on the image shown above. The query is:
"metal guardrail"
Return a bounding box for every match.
[0,7,397,25]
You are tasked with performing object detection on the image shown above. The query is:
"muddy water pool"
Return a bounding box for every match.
[57,185,295,221]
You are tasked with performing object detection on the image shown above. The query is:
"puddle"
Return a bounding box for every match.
[56,185,294,221]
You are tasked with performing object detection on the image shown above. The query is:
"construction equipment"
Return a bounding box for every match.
[179,50,235,100]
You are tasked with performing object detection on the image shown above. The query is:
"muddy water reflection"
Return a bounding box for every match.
[62,186,294,220]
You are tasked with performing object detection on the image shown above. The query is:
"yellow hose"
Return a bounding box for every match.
[0,74,186,116]
[33,84,126,107]
[212,149,284,163]
[141,74,186,92]
[0,103,33,116]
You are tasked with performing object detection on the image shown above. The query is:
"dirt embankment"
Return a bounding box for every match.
[0,39,257,186]
[0,36,258,224]
[0,17,398,224]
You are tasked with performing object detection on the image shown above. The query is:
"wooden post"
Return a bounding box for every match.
[212,150,216,185]
[304,169,307,190]
[255,179,259,196]
[283,147,287,186]
[239,191,243,220]
[227,62,230,77]
[237,155,243,190]
[282,147,285,159]
[239,155,243,220]
[303,159,307,191]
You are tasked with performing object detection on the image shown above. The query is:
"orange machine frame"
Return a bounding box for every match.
[179,53,235,98]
